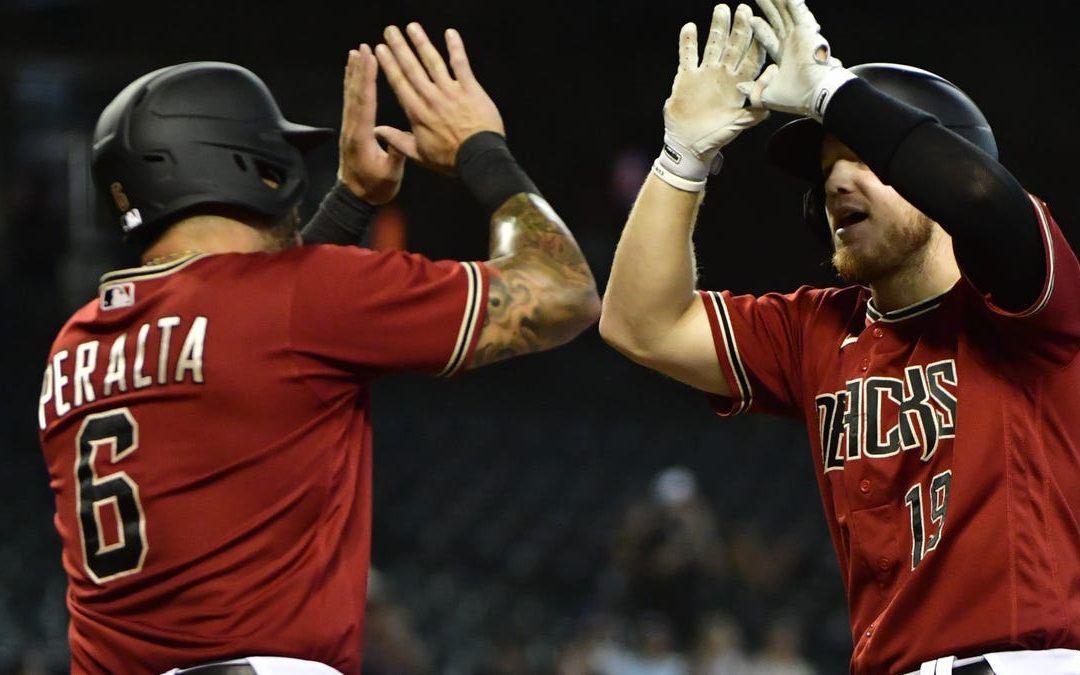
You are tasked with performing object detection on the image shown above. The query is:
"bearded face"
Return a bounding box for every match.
[831,205,935,283]
[821,136,937,284]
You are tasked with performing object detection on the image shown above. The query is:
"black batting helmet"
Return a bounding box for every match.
[764,63,997,247]
[767,63,997,181]
[91,61,334,241]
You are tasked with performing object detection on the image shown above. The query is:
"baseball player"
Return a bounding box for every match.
[600,1,1080,673]
[37,24,599,675]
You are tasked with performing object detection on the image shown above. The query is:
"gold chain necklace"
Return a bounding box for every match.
[142,250,204,267]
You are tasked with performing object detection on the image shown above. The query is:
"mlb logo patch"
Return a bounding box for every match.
[101,283,135,310]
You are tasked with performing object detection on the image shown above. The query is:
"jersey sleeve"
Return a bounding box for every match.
[978,196,1080,369]
[290,246,488,377]
[698,287,814,418]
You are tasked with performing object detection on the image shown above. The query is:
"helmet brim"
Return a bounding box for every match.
[766,118,826,183]
[281,121,336,152]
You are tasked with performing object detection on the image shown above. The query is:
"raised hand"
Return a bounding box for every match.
[739,0,853,120]
[336,44,406,205]
[654,3,769,191]
[374,24,504,175]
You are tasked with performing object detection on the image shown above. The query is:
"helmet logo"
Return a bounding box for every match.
[110,181,142,231]
[121,209,143,232]
[109,182,131,212]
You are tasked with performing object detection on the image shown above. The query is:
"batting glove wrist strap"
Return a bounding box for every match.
[653,134,722,192]
[809,67,858,121]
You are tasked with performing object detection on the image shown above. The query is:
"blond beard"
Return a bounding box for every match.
[832,210,935,284]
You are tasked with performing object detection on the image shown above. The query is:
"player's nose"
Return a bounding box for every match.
[824,158,862,196]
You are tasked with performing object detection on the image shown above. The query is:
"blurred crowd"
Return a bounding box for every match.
[360,464,841,675]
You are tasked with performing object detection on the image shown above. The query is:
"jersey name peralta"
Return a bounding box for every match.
[38,247,487,675]
[700,197,1080,675]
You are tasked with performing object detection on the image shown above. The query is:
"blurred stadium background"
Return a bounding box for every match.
[2,1,1077,673]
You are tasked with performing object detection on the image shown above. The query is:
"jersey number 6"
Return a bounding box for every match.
[74,408,147,584]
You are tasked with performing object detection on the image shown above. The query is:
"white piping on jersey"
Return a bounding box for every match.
[840,335,859,349]
[99,253,209,289]
[865,196,1055,323]
[865,290,947,325]
[438,261,484,377]
[706,292,753,414]
[1010,194,1055,318]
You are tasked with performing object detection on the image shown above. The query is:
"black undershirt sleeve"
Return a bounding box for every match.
[300,181,377,246]
[822,78,1044,312]
[455,131,542,217]
[300,132,540,247]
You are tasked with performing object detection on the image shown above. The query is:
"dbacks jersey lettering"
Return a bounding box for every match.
[700,197,1080,674]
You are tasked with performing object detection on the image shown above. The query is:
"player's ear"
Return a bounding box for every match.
[802,184,831,249]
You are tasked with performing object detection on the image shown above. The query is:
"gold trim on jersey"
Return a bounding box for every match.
[99,253,210,289]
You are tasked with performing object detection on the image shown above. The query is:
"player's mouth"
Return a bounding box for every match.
[833,209,869,237]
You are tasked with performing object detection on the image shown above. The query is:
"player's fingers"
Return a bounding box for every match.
[374,125,420,162]
[754,0,787,39]
[405,22,454,87]
[785,0,821,31]
[382,134,407,173]
[738,33,768,81]
[749,17,782,63]
[445,29,476,85]
[775,0,795,32]
[678,22,699,72]
[341,50,357,128]
[356,44,378,131]
[382,25,441,104]
[752,62,778,107]
[736,62,776,107]
[374,42,430,119]
[702,4,731,66]
[720,4,753,71]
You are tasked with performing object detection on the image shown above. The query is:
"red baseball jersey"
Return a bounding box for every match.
[37,246,488,675]
[699,196,1080,674]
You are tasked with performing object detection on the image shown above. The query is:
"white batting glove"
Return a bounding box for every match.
[737,0,855,121]
[655,3,769,192]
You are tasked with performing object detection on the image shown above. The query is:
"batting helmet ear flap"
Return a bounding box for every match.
[803,184,832,249]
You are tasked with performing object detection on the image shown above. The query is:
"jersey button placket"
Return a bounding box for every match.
[859,479,871,494]
[871,326,884,338]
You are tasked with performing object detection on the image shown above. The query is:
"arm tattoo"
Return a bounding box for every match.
[469,193,598,368]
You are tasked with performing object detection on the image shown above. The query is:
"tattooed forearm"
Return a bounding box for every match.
[469,192,600,369]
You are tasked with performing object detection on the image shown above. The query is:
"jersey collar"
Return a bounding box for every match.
[99,252,209,289]
[865,289,950,325]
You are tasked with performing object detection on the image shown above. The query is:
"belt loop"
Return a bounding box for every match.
[934,656,956,673]
[920,662,936,675]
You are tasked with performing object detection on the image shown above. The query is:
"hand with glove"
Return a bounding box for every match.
[738,0,855,120]
[654,3,769,192]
